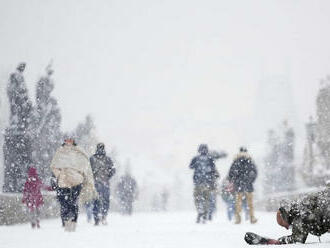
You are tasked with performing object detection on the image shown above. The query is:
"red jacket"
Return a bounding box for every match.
[22,167,52,210]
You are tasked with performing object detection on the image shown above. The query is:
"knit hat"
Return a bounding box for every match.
[28,167,38,178]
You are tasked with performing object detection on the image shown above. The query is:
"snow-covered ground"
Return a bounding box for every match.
[1,211,329,248]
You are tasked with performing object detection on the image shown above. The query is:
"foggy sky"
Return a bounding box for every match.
[1,0,330,175]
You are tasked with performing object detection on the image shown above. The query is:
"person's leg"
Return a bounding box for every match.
[228,199,235,221]
[128,200,133,215]
[28,208,36,228]
[235,192,243,224]
[65,184,82,232]
[71,184,82,223]
[242,195,249,221]
[56,189,65,227]
[203,187,212,222]
[93,199,101,225]
[208,191,216,220]
[36,208,41,228]
[65,191,75,231]
[102,185,110,219]
[226,202,231,220]
[246,192,257,223]
[93,182,102,225]
[85,202,93,222]
[57,188,70,225]
[194,185,204,223]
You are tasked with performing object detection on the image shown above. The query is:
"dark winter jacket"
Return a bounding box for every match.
[228,152,257,192]
[278,187,330,244]
[189,154,218,187]
[116,174,137,202]
[90,149,115,186]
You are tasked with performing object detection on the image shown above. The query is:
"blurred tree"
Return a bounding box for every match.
[3,63,33,192]
[301,77,330,186]
[31,63,62,181]
[316,77,330,170]
[74,115,98,156]
[264,129,280,194]
[264,121,295,194]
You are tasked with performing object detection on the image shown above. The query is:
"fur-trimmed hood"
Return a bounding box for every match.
[233,152,253,162]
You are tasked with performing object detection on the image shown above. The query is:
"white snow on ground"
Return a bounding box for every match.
[1,211,329,248]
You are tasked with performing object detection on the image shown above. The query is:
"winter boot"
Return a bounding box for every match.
[101,216,108,225]
[235,214,241,224]
[70,221,77,232]
[196,213,203,224]
[36,220,40,228]
[64,220,72,232]
[235,193,243,224]
[208,212,212,221]
[250,216,258,224]
[31,222,36,229]
[94,217,100,226]
[198,212,207,224]
[246,192,257,224]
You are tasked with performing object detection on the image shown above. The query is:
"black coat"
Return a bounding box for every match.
[228,152,257,192]
[189,154,218,187]
[90,153,115,185]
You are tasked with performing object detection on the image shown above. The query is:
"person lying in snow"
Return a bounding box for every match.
[245,182,330,245]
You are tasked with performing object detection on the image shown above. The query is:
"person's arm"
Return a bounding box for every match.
[189,157,197,169]
[228,162,237,181]
[41,182,53,191]
[52,168,61,179]
[107,158,116,178]
[278,220,308,244]
[50,175,58,190]
[214,168,220,179]
[89,157,95,175]
[249,162,258,183]
[210,159,220,181]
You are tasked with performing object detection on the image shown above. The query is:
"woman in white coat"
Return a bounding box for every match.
[50,137,97,231]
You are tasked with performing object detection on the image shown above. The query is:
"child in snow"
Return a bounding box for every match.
[22,167,52,229]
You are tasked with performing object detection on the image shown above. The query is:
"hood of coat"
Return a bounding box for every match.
[51,145,89,172]
[27,167,40,181]
[278,206,292,225]
[95,145,106,156]
[233,152,252,161]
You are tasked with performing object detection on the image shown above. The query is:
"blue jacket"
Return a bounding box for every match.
[189,154,218,187]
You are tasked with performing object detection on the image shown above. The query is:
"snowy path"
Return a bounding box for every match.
[1,211,330,248]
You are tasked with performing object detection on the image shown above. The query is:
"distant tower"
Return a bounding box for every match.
[256,74,297,193]
[255,74,296,132]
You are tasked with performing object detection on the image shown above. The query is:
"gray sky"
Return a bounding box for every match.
[1,0,330,175]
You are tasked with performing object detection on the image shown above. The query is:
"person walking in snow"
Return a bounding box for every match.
[228,147,257,224]
[22,167,52,229]
[116,172,138,215]
[90,143,116,225]
[50,137,97,231]
[189,144,219,223]
[220,176,236,221]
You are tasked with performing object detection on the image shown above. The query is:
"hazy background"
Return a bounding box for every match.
[1,0,330,195]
